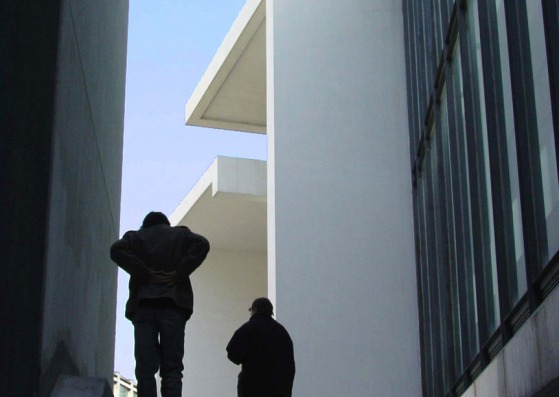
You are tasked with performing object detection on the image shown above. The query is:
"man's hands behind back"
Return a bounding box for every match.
[149,269,178,286]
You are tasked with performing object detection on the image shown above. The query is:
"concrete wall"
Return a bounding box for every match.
[0,2,62,395]
[169,156,267,396]
[0,1,128,395]
[267,0,421,395]
[462,284,559,397]
[183,248,267,397]
[40,1,128,394]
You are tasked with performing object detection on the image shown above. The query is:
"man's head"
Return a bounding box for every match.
[249,297,274,317]
[141,211,170,229]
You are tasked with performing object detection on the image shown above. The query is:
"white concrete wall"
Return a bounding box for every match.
[182,248,267,397]
[267,0,421,395]
[215,156,267,198]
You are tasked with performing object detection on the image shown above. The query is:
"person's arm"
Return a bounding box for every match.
[110,231,150,280]
[176,229,210,280]
[226,325,249,365]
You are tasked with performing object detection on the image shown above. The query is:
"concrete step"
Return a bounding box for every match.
[50,375,112,397]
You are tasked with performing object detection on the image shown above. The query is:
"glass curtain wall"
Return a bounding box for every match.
[403,0,559,396]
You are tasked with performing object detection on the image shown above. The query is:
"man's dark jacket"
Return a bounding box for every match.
[110,224,209,319]
[226,314,295,397]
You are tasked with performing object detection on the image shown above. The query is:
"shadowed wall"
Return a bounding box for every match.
[0,1,129,396]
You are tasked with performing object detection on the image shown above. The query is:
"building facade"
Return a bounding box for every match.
[114,372,138,397]
[0,1,129,396]
[405,1,559,396]
[185,0,420,395]
[182,0,559,396]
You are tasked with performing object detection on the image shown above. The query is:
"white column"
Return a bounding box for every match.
[267,0,421,395]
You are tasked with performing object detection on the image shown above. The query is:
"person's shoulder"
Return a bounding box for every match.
[122,230,139,238]
[173,225,192,234]
[233,319,253,335]
[175,226,209,244]
[272,319,292,335]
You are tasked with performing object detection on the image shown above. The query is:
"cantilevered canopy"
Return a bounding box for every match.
[185,0,266,134]
[170,156,267,253]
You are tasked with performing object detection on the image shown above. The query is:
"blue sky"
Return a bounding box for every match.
[115,0,267,380]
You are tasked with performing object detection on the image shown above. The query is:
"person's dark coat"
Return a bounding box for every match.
[110,224,209,319]
[226,314,295,397]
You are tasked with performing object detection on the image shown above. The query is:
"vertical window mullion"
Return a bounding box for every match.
[424,0,435,88]
[412,191,429,397]
[412,0,423,156]
[527,0,559,268]
[418,0,429,117]
[431,0,443,57]
[418,179,435,397]
[440,87,463,387]
[404,1,418,166]
[457,2,489,348]
[476,0,521,340]
[542,0,559,177]
[424,143,444,397]
[440,0,451,41]
[504,0,548,310]
[446,38,479,374]
[431,121,454,393]
[458,0,501,351]
[406,2,435,395]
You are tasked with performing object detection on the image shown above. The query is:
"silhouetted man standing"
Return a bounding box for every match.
[227,297,295,397]
[111,211,209,397]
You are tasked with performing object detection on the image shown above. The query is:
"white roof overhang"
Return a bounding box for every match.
[185,0,266,134]
[169,156,267,253]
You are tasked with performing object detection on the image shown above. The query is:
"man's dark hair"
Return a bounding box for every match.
[141,211,170,229]
[251,297,274,316]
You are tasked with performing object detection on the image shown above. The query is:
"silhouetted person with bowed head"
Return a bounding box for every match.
[111,211,210,397]
[227,297,295,397]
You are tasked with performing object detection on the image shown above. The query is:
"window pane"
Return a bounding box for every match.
[425,143,444,396]
[452,41,480,364]
[430,126,454,393]
[417,178,435,397]
[440,87,463,381]
[468,0,501,335]
[418,1,431,109]
[526,0,559,267]
[411,2,423,148]
[495,0,527,305]
[431,0,443,56]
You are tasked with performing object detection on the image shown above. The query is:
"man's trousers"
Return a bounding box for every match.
[132,300,191,397]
